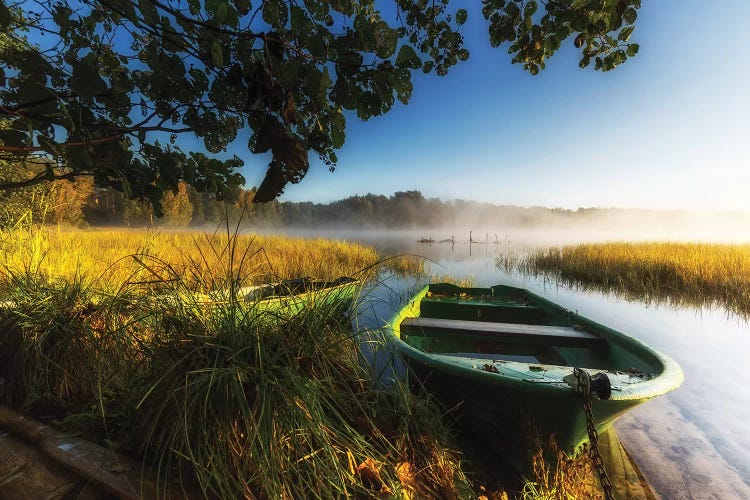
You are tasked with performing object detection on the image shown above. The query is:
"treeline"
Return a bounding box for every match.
[0,180,599,229]
[0,161,257,228]
[1,167,748,231]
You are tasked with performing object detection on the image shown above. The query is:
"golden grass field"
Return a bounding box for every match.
[0,227,421,292]
[524,242,750,315]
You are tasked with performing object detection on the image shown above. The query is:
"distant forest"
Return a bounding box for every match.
[1,170,748,231]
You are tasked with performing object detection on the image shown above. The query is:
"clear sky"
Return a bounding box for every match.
[235,0,750,211]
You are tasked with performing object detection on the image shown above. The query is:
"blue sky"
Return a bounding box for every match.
[241,0,749,210]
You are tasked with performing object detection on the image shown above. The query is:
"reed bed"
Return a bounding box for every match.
[514,242,750,316]
[0,226,423,294]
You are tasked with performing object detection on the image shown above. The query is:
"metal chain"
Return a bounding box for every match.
[573,368,615,500]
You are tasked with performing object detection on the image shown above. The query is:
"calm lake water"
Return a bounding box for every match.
[269,228,750,499]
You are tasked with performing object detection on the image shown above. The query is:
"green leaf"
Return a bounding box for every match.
[187,0,200,15]
[321,67,332,91]
[233,0,250,15]
[455,9,467,26]
[303,0,328,19]
[626,43,639,56]
[618,26,635,42]
[0,2,11,29]
[505,3,520,19]
[395,45,421,69]
[262,0,280,25]
[70,59,108,99]
[210,40,224,66]
[524,1,537,18]
[215,2,227,24]
[138,0,158,24]
[544,37,555,53]
[291,5,306,30]
[0,67,5,87]
[623,7,637,24]
[331,111,345,148]
[373,22,397,59]
[309,32,325,58]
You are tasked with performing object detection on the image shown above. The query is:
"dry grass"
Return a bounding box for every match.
[521,445,601,500]
[0,226,422,294]
[512,242,750,316]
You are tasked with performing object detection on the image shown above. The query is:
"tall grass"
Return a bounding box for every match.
[508,242,750,316]
[0,229,469,498]
[0,226,422,293]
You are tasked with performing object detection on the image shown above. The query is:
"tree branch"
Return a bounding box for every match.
[0,171,91,191]
[0,133,125,152]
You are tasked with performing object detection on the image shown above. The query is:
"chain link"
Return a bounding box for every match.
[572,368,615,500]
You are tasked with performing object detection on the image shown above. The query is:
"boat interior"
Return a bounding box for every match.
[399,284,654,373]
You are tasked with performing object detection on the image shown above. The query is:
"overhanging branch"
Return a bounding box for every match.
[0,133,125,152]
[0,171,91,191]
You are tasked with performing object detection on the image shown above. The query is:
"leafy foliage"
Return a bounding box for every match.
[482,0,643,74]
[0,0,641,207]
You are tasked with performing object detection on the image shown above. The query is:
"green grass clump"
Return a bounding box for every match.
[136,291,471,498]
[0,272,141,417]
[507,242,750,316]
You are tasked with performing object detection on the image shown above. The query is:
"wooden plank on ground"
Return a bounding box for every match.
[401,317,605,348]
[0,430,105,499]
[0,406,200,499]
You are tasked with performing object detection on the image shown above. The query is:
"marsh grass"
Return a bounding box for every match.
[0,226,422,293]
[0,227,470,499]
[505,242,750,317]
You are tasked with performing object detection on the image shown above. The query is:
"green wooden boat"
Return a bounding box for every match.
[385,283,683,466]
[240,276,359,317]
[191,277,359,319]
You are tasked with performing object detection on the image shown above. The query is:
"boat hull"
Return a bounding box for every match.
[402,352,645,465]
[385,283,683,467]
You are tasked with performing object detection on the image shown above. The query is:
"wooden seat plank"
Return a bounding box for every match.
[401,317,605,348]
